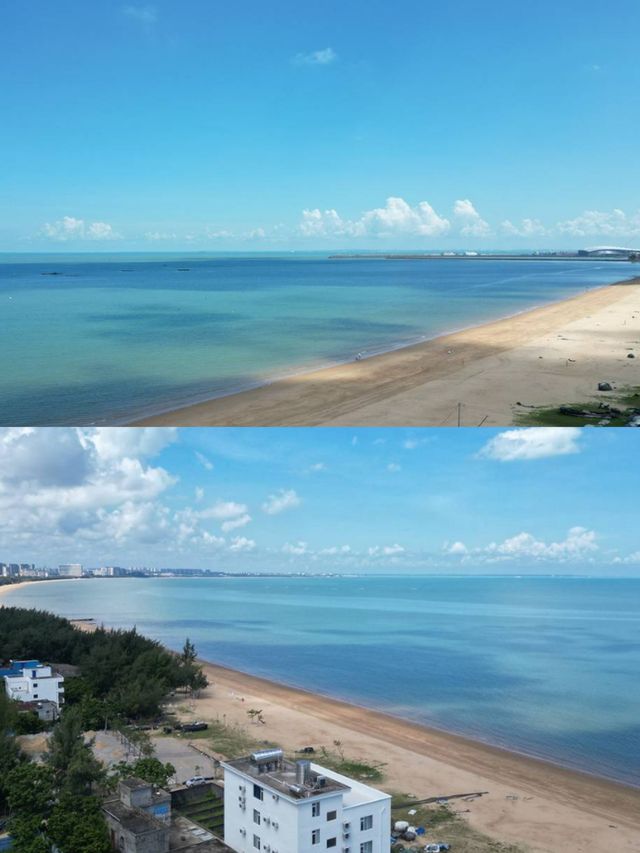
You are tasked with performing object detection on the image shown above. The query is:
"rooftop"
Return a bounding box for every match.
[102,797,163,835]
[224,751,349,800]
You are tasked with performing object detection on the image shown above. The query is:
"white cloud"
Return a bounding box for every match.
[308,462,326,472]
[194,487,204,502]
[387,463,401,472]
[262,489,301,515]
[88,427,177,461]
[282,541,309,555]
[293,47,337,66]
[229,536,256,552]
[299,197,450,239]
[479,428,582,462]
[501,218,548,237]
[195,451,214,471]
[444,541,468,555]
[200,501,248,521]
[445,526,598,563]
[319,545,352,556]
[41,216,120,242]
[556,208,640,238]
[221,513,252,533]
[368,544,405,557]
[453,199,491,237]
[123,5,157,24]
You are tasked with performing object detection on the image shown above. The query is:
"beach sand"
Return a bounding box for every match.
[132,277,640,427]
[3,584,637,853]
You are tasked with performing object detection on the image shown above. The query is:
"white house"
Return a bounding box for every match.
[3,660,65,709]
[221,748,390,853]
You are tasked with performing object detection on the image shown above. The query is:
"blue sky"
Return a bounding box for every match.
[1,1,639,251]
[1,426,638,574]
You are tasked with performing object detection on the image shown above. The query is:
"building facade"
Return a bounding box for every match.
[58,563,83,577]
[222,749,391,853]
[2,660,65,709]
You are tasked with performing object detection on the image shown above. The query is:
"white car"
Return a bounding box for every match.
[184,776,206,787]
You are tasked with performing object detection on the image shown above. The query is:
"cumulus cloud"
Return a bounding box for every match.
[299,197,450,239]
[41,216,120,242]
[282,541,309,555]
[199,501,248,521]
[478,428,582,462]
[368,544,405,557]
[556,208,640,238]
[293,47,337,66]
[453,199,491,237]
[123,5,157,24]
[262,489,301,515]
[501,218,548,237]
[446,527,598,563]
[221,513,252,533]
[229,536,256,552]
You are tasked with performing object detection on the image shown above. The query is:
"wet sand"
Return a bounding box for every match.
[132,278,640,427]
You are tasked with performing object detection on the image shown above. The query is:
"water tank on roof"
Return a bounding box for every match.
[250,748,284,765]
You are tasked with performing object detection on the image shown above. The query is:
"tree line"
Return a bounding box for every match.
[0,607,209,852]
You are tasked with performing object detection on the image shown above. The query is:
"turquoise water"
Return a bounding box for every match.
[0,254,634,425]
[6,575,640,787]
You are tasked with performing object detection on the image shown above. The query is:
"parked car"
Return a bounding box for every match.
[180,721,209,733]
[184,776,207,787]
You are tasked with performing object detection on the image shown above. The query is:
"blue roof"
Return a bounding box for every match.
[0,660,41,678]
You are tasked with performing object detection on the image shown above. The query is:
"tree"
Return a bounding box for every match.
[181,637,197,664]
[111,756,176,788]
[47,793,111,853]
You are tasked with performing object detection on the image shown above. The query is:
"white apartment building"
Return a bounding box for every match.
[3,661,65,709]
[58,563,83,577]
[222,749,390,853]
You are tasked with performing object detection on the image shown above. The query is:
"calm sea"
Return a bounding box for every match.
[5,575,640,787]
[0,254,634,425]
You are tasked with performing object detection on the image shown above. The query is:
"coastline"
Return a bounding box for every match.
[131,276,640,427]
[2,584,639,852]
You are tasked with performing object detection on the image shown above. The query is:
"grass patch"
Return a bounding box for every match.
[389,792,527,853]
[515,386,640,427]
[312,745,386,783]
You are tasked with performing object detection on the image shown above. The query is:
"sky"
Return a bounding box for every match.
[1,426,638,574]
[1,1,639,252]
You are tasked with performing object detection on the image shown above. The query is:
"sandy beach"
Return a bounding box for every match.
[2,583,638,853]
[132,277,640,427]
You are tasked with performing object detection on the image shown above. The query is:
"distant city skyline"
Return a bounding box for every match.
[1,1,639,251]
[1,427,639,574]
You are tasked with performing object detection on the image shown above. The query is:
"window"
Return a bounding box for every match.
[33,694,39,699]
[360,815,373,831]
[33,683,38,688]
[360,843,372,853]
[326,810,337,821]
[326,840,337,849]
[253,834,261,849]
[312,802,320,817]
[312,829,320,845]
[253,784,264,801]
[253,810,261,825]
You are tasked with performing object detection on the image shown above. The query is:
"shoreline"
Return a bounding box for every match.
[2,583,640,853]
[131,276,640,427]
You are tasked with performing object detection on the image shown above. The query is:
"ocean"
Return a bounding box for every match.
[5,575,640,787]
[0,254,634,425]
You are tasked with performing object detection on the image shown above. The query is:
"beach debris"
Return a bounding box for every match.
[394,820,409,833]
[505,794,519,800]
[296,746,316,754]
[598,381,613,391]
[407,809,417,815]
[627,352,635,358]
[425,844,450,852]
